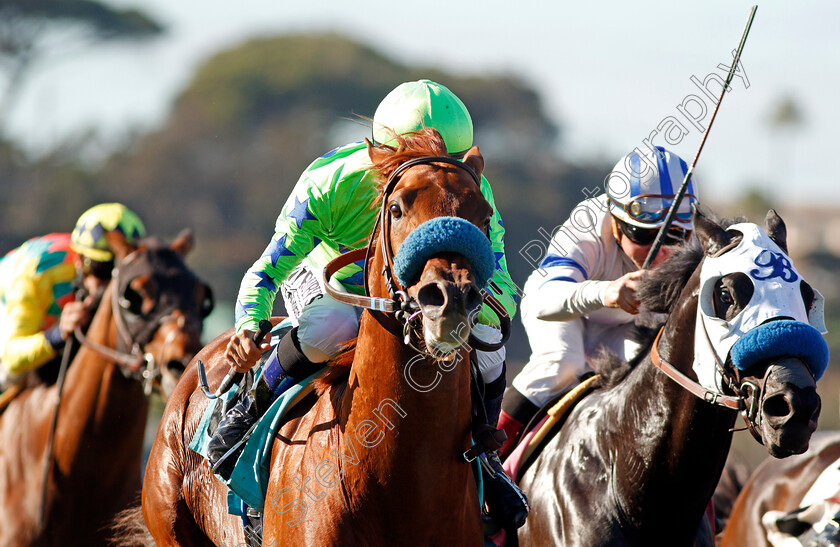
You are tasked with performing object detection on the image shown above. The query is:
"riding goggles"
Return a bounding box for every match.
[611,194,697,224]
[616,218,691,247]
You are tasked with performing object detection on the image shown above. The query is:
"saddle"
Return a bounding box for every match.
[764,501,840,547]
[503,374,601,482]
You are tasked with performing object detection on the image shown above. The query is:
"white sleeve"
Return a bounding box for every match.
[531,279,611,321]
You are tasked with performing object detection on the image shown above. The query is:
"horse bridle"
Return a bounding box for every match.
[650,325,767,442]
[72,251,192,395]
[323,155,510,358]
[649,241,769,443]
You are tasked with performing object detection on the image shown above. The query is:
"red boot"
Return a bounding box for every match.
[497,410,525,459]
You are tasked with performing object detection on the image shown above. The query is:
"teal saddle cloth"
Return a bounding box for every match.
[189,319,485,518]
[188,319,322,515]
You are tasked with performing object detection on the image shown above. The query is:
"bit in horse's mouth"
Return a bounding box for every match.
[424,335,463,361]
[435,350,458,363]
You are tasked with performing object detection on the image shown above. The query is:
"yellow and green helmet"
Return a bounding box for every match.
[373,79,474,154]
[70,203,146,262]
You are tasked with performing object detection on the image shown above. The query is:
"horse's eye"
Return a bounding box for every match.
[120,286,144,316]
[713,273,753,321]
[389,203,402,219]
[200,284,215,318]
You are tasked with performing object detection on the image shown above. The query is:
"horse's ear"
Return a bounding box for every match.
[764,209,788,254]
[694,210,731,255]
[366,138,390,167]
[462,146,484,179]
[171,229,194,257]
[104,230,136,260]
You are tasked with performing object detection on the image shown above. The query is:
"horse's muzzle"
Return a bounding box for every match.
[413,266,483,355]
[759,357,821,457]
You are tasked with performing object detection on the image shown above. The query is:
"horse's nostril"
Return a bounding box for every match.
[763,393,792,418]
[418,282,446,309]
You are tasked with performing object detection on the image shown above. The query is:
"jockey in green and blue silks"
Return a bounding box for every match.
[233,80,516,343]
[209,79,530,530]
[230,80,517,386]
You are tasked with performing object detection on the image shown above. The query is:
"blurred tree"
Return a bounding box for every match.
[0,32,601,362]
[0,0,164,131]
[729,186,775,224]
[769,95,805,130]
[766,95,806,193]
[0,135,100,253]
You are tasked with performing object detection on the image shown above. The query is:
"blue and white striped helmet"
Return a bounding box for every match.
[606,146,698,230]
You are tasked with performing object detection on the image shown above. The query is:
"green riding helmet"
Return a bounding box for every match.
[373,79,474,154]
[70,203,147,262]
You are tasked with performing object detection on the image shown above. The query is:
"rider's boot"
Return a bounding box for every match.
[496,411,525,459]
[498,386,542,457]
[207,328,321,479]
[482,450,531,530]
[478,373,531,530]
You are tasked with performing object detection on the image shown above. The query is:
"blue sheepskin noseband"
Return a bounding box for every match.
[730,319,829,380]
[392,216,494,289]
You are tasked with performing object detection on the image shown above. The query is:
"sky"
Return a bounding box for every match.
[6,0,840,206]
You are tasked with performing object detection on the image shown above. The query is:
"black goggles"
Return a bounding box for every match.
[81,256,114,280]
[616,218,691,247]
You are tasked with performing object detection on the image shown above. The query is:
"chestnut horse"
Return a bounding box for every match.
[514,211,826,546]
[720,430,840,546]
[0,230,211,546]
[143,129,502,546]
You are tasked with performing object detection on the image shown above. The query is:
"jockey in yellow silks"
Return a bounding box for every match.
[0,204,145,386]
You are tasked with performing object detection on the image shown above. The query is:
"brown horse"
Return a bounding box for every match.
[513,211,825,546]
[720,430,840,546]
[0,230,211,546]
[142,129,501,546]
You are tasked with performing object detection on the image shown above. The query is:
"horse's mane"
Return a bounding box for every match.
[636,238,704,314]
[589,315,662,388]
[637,211,745,313]
[369,128,451,194]
[591,211,744,387]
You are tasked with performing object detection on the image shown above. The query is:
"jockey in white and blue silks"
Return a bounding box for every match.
[497,147,698,454]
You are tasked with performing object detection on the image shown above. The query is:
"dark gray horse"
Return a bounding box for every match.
[515,211,826,546]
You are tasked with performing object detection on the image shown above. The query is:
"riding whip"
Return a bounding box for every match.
[643,5,758,269]
[198,319,272,399]
[36,335,75,532]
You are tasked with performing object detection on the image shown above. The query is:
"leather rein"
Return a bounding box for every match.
[322,155,510,357]
[650,314,765,443]
[72,253,184,395]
